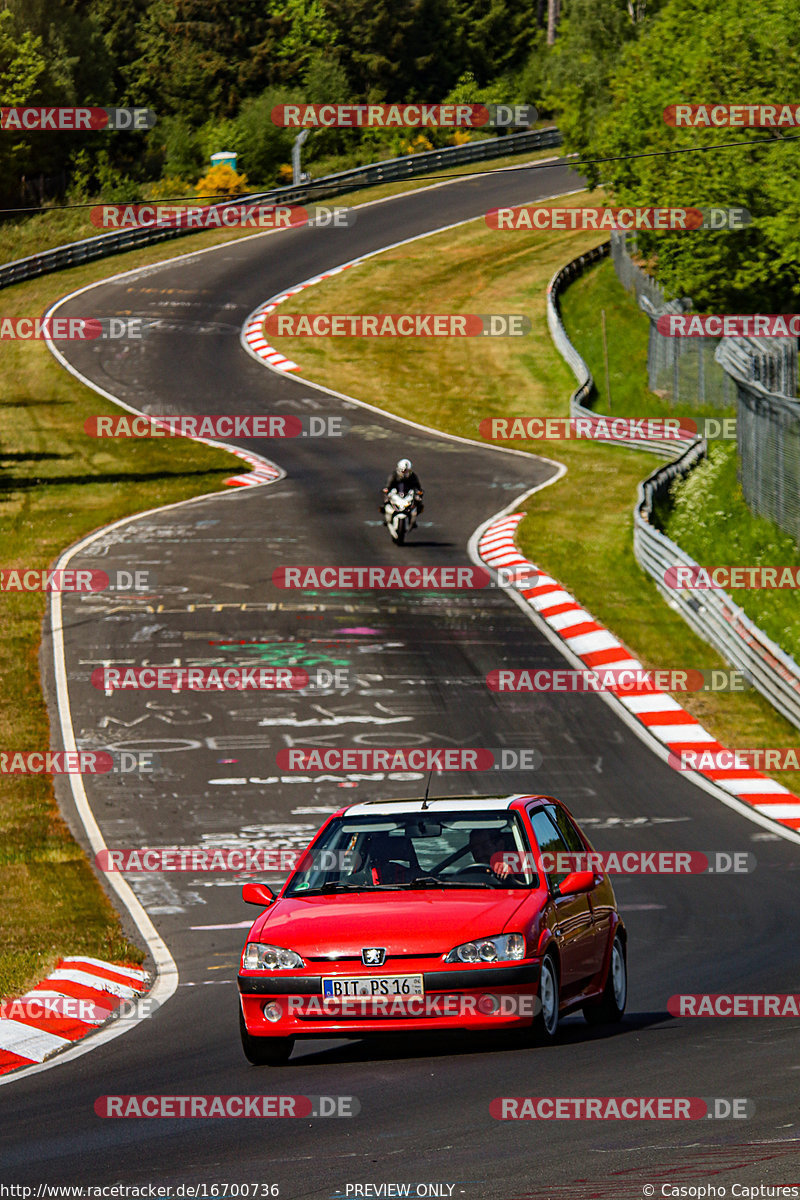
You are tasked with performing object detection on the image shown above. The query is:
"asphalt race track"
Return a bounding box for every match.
[2,161,800,1192]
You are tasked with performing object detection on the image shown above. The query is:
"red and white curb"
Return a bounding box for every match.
[479,513,800,832]
[220,448,282,489]
[0,957,148,1076]
[242,264,357,374]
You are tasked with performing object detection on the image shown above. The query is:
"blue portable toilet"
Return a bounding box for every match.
[210,150,238,172]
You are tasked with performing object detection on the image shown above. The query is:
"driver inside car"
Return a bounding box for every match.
[468,828,516,880]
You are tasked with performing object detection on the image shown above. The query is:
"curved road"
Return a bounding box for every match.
[2,162,800,1192]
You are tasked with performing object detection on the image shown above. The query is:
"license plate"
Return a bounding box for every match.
[322,974,424,999]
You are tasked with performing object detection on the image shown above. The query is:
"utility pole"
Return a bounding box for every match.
[292,129,310,186]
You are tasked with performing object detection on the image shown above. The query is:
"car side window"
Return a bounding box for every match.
[546,804,585,854]
[528,808,571,888]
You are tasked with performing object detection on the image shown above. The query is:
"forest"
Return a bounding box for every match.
[2,0,798,305]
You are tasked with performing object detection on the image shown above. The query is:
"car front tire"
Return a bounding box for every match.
[239,1006,295,1065]
[531,952,560,1045]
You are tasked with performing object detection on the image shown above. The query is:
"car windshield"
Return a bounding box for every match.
[283,811,537,896]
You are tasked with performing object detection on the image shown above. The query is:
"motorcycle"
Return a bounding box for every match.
[383,487,418,544]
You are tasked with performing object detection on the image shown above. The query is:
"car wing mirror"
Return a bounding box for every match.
[242,882,275,907]
[556,870,595,897]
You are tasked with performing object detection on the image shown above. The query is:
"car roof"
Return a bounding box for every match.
[342,794,549,817]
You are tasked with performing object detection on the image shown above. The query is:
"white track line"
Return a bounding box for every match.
[1,170,577,1081]
[238,199,800,850]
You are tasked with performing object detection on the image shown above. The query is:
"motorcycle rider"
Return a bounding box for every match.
[381,459,424,518]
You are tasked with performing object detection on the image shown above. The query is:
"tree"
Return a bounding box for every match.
[543,0,661,175]
[320,0,460,100]
[0,8,48,200]
[590,0,800,309]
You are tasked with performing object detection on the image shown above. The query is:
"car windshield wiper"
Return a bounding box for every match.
[407,876,492,889]
[292,881,405,896]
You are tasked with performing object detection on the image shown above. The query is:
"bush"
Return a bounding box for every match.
[195,163,249,201]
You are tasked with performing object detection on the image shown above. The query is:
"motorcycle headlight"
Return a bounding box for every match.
[243,943,305,970]
[444,933,525,964]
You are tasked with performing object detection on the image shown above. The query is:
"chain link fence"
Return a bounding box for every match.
[716,338,800,544]
[612,231,800,544]
[611,231,736,408]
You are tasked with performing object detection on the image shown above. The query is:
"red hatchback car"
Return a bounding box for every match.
[237,794,627,1064]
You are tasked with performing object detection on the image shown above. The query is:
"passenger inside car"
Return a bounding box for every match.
[364,831,420,884]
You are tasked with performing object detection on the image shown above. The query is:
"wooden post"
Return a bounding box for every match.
[602,308,612,411]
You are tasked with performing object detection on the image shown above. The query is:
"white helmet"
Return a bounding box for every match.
[396,458,412,474]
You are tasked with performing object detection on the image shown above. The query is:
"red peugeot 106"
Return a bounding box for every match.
[237,794,627,1064]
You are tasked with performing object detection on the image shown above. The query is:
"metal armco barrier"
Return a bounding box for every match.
[546,241,697,457]
[0,127,562,291]
[549,242,800,732]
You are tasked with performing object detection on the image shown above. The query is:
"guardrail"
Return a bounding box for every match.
[0,127,563,291]
[635,448,800,731]
[546,241,698,457]
[548,242,800,732]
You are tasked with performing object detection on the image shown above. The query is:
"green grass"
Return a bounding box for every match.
[0,259,245,1000]
[560,257,737,425]
[265,186,800,795]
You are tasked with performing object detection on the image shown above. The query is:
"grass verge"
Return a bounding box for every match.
[0,258,245,1000]
[265,186,800,795]
[0,152,561,1003]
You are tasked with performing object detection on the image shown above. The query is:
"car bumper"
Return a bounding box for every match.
[238,962,541,1036]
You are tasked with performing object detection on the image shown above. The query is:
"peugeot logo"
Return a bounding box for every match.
[361,948,386,966]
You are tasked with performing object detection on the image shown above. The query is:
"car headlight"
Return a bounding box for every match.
[444,933,525,963]
[243,943,305,970]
